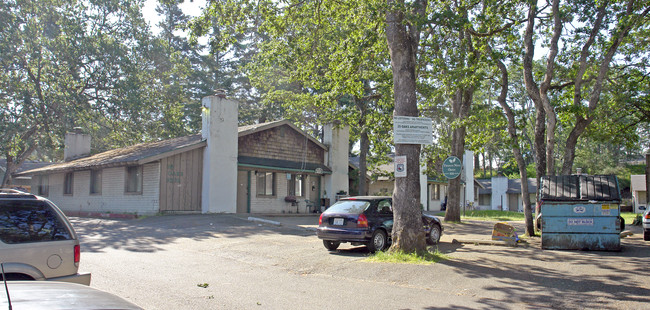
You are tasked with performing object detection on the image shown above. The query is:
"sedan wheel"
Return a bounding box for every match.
[367,230,387,253]
[323,240,341,251]
[427,225,441,245]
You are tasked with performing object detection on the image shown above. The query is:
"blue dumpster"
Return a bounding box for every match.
[540,175,622,251]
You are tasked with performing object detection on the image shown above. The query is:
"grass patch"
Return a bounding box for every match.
[365,249,449,265]
[461,210,526,221]
[621,212,640,226]
[434,210,526,221]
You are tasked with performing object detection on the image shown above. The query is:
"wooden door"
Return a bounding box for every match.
[236,170,249,213]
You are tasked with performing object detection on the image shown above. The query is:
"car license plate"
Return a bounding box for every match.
[333,218,344,225]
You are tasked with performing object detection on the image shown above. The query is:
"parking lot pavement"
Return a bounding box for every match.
[70,214,650,310]
[243,214,320,231]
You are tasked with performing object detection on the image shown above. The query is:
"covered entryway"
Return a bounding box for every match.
[508,194,519,212]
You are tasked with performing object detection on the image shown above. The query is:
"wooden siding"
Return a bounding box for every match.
[238,125,324,164]
[159,148,203,212]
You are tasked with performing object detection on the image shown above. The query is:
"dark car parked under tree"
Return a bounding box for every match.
[317,196,443,252]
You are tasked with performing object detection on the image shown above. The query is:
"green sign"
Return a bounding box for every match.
[442,156,462,179]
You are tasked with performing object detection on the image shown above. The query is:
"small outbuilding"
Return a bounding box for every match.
[630,175,647,213]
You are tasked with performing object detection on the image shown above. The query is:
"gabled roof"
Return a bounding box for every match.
[17,134,205,176]
[238,120,327,150]
[18,120,328,176]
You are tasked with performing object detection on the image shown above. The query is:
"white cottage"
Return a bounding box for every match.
[18,95,349,216]
[631,175,647,213]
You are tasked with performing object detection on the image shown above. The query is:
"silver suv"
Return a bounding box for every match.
[0,189,91,285]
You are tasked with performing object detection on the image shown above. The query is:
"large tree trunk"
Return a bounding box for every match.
[358,128,369,195]
[356,92,372,196]
[490,45,535,235]
[386,0,427,254]
[523,0,561,178]
[540,0,562,176]
[444,124,465,222]
[444,89,472,222]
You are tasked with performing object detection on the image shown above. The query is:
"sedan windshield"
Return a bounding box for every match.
[324,200,371,214]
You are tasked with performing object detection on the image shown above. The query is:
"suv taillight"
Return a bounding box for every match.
[74,245,81,264]
[645,213,650,220]
[357,214,368,228]
[319,213,323,226]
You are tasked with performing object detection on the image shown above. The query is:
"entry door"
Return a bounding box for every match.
[236,170,249,213]
[508,194,519,212]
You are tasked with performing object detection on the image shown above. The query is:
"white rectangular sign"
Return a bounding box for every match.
[567,218,594,226]
[394,116,433,145]
[394,156,407,178]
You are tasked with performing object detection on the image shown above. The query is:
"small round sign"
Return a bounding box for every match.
[442,156,462,179]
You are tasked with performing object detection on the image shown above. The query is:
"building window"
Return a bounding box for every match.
[90,169,102,195]
[37,175,49,197]
[256,172,275,196]
[125,166,142,194]
[63,172,74,196]
[431,184,440,200]
[287,174,304,197]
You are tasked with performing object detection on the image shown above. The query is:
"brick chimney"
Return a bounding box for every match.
[64,128,91,161]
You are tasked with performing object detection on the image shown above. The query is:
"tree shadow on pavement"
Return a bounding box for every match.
[437,240,650,309]
[70,214,316,253]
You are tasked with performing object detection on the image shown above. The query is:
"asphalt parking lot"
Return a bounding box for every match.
[71,214,650,310]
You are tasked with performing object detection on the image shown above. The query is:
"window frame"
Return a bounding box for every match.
[256,172,276,197]
[124,166,143,195]
[431,184,441,200]
[89,169,102,195]
[63,172,74,196]
[37,175,49,197]
[287,174,305,197]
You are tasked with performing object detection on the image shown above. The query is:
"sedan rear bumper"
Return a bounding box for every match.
[317,227,371,243]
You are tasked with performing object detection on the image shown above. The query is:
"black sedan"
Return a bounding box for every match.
[317,196,443,252]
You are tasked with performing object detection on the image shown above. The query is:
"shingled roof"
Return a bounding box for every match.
[17,134,205,176]
[17,120,328,176]
[238,119,327,150]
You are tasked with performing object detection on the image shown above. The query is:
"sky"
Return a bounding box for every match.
[142,0,207,33]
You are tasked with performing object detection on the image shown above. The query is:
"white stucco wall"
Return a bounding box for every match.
[32,163,160,215]
[491,176,508,211]
[426,183,447,212]
[463,150,475,206]
[202,95,238,213]
[323,124,349,200]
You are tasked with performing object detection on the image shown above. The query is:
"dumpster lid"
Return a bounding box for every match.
[540,175,620,202]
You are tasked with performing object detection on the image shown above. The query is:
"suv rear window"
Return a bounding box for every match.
[0,200,72,244]
[324,200,371,214]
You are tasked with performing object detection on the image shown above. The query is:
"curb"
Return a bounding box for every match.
[65,211,138,219]
[247,217,283,226]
